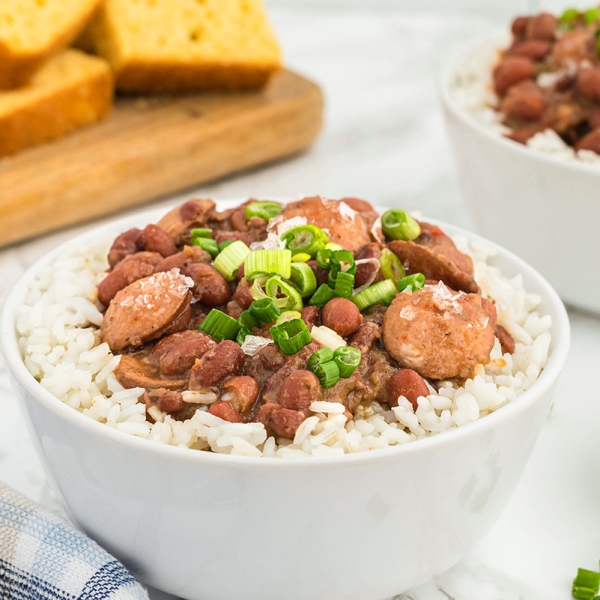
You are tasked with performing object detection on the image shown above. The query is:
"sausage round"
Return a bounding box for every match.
[321,298,363,337]
[188,341,245,389]
[382,284,496,380]
[277,370,322,412]
[185,263,231,307]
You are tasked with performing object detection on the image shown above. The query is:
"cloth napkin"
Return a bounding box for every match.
[0,482,149,600]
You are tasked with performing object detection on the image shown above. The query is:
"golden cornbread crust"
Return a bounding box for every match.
[0,50,113,157]
[0,0,101,89]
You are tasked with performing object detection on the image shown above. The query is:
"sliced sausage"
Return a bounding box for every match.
[100,271,193,352]
[115,355,187,390]
[221,376,260,414]
[151,330,216,376]
[278,370,322,413]
[385,369,430,410]
[185,263,231,307]
[156,198,216,243]
[98,259,155,307]
[493,56,534,96]
[107,228,143,268]
[382,284,496,380]
[208,401,243,423]
[339,197,380,234]
[321,298,363,337]
[155,245,211,272]
[388,221,477,293]
[272,197,371,254]
[188,341,245,390]
[501,81,547,121]
[140,224,177,257]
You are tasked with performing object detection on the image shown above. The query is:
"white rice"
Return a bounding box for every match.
[449,30,600,167]
[16,235,552,458]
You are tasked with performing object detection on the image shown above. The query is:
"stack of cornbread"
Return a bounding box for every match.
[0,0,281,156]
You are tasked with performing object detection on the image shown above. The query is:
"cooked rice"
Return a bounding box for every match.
[449,30,600,167]
[16,232,552,458]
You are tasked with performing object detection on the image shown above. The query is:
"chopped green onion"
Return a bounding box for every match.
[596,28,600,57]
[325,242,342,251]
[353,279,397,311]
[281,224,329,257]
[276,310,303,324]
[213,240,251,281]
[333,346,361,378]
[380,248,406,284]
[309,283,336,307]
[190,227,212,239]
[585,7,600,24]
[265,276,303,311]
[310,325,347,350]
[573,568,600,600]
[316,249,332,269]
[199,309,240,341]
[313,360,340,388]
[398,273,425,292]
[559,7,579,22]
[192,236,219,258]
[271,319,312,355]
[381,209,421,241]
[238,310,258,330]
[244,249,292,280]
[290,262,317,297]
[249,277,269,301]
[236,326,251,345]
[291,252,311,263]
[308,347,334,371]
[249,298,281,325]
[331,249,356,275]
[245,201,283,221]
[333,271,355,299]
[218,240,235,252]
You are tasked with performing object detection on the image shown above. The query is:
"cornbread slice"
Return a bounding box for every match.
[0,49,113,157]
[0,0,101,89]
[81,0,282,93]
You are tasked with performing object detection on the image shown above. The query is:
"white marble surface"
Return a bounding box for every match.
[1,7,599,600]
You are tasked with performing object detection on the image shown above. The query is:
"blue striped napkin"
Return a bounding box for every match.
[0,482,149,600]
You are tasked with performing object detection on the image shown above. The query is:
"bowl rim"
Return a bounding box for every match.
[0,198,571,469]
[439,27,600,176]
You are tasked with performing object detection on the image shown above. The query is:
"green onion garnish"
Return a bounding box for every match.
[218,240,235,252]
[559,7,579,22]
[238,310,258,330]
[281,224,329,258]
[381,209,421,241]
[572,568,600,599]
[289,262,317,297]
[380,248,406,284]
[312,360,340,388]
[309,283,336,307]
[596,28,600,57]
[265,276,303,311]
[330,249,356,276]
[291,252,311,263]
[213,240,251,281]
[190,227,212,239]
[308,347,334,371]
[245,249,292,280]
[353,279,397,311]
[333,346,361,378]
[276,310,303,325]
[245,201,283,221]
[325,242,342,251]
[333,271,355,299]
[192,237,219,258]
[397,273,425,292]
[271,318,312,355]
[236,326,251,345]
[316,248,332,269]
[585,7,600,24]
[199,309,241,341]
[249,298,281,325]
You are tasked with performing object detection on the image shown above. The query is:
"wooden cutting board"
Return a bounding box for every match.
[0,69,323,248]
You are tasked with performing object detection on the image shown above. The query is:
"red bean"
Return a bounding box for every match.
[511,16,529,38]
[525,12,556,41]
[508,40,551,61]
[496,325,516,355]
[221,376,259,414]
[152,331,216,376]
[230,209,249,232]
[97,259,155,306]
[493,56,534,96]
[339,197,375,213]
[155,246,211,272]
[189,341,245,389]
[140,224,177,257]
[107,228,142,268]
[386,369,430,410]
[301,306,320,329]
[145,390,186,414]
[255,402,281,436]
[505,127,539,145]
[278,370,321,412]
[322,298,363,337]
[501,82,547,121]
[185,263,231,307]
[269,408,305,439]
[577,68,600,101]
[209,401,243,423]
[576,128,600,154]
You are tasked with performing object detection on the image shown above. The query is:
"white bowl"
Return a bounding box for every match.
[441,30,600,314]
[0,201,570,600]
